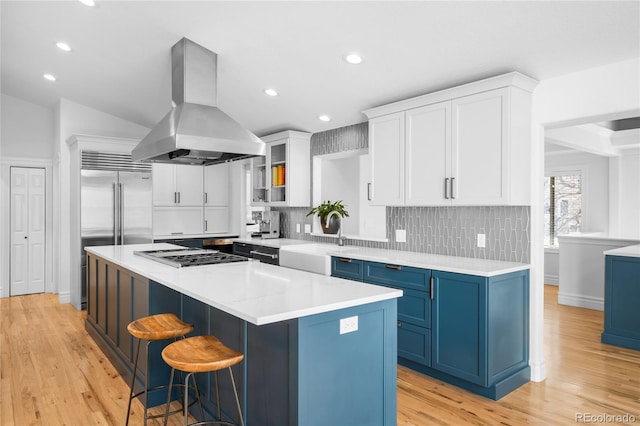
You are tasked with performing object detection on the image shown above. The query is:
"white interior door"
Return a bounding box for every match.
[10,167,46,296]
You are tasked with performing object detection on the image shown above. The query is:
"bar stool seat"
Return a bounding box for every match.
[126,313,194,425]
[162,335,245,426]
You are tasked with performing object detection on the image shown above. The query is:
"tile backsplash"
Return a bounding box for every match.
[274,205,530,263]
[271,121,530,264]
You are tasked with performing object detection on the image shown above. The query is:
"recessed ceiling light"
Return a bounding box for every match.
[79,0,95,6]
[344,53,363,65]
[318,115,331,122]
[56,42,72,52]
[264,88,278,97]
[43,74,56,82]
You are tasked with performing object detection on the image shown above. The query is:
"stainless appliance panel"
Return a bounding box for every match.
[81,170,118,308]
[119,171,153,245]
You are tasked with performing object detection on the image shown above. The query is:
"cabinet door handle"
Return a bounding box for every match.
[444,178,450,199]
[177,191,181,204]
[385,264,402,271]
[397,322,402,328]
[338,257,352,263]
[430,276,434,300]
[450,177,455,200]
[174,192,177,204]
[205,192,208,204]
[171,232,184,235]
[205,220,208,232]
[367,183,372,201]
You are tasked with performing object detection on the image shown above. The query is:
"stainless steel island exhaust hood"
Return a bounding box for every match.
[132,38,265,165]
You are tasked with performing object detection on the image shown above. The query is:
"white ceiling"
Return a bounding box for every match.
[2,1,639,138]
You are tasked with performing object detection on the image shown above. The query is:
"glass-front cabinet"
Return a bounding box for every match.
[251,130,311,207]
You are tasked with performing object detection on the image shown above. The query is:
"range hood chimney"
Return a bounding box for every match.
[132,38,265,165]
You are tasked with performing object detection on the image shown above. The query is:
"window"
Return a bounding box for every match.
[544,174,582,247]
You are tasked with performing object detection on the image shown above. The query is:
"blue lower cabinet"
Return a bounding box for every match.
[431,272,486,385]
[430,270,530,399]
[602,255,640,350]
[331,257,364,281]
[398,321,431,366]
[364,261,430,292]
[397,287,431,328]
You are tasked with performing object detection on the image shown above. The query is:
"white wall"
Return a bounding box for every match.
[610,151,640,238]
[543,248,559,285]
[0,94,56,298]
[321,156,359,235]
[56,98,149,305]
[531,57,640,382]
[1,94,55,158]
[545,150,610,234]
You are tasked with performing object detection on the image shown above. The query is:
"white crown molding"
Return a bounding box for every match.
[363,71,538,119]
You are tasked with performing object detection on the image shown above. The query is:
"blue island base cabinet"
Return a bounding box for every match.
[601,255,640,351]
[333,257,530,400]
[85,251,398,426]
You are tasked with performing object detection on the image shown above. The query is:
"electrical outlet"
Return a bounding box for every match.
[304,224,311,234]
[396,229,406,243]
[477,233,486,248]
[340,316,358,334]
[296,223,301,233]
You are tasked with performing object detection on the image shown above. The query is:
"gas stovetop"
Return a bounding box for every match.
[134,248,248,268]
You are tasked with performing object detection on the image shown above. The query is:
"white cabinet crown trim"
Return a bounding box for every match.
[363,72,538,119]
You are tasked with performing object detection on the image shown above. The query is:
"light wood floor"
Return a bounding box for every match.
[2,285,639,425]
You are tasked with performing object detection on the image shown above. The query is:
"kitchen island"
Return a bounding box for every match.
[85,243,401,426]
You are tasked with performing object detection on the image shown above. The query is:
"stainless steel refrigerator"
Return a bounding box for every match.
[80,152,153,307]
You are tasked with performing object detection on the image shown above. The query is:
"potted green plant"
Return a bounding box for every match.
[306,200,349,234]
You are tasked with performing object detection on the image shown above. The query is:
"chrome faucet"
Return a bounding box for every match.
[326,210,345,246]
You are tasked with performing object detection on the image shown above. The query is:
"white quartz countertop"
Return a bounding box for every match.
[233,237,313,249]
[85,244,401,326]
[326,246,530,277]
[557,232,640,243]
[604,244,640,258]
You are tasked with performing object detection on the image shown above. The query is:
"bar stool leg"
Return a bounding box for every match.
[143,340,152,425]
[163,368,176,426]
[126,338,142,426]
[229,367,244,426]
[214,371,221,420]
[191,371,206,421]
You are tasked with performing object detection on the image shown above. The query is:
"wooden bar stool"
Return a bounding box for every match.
[126,313,194,426]
[162,335,245,426]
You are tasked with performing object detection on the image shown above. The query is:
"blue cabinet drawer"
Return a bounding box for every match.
[398,288,431,328]
[331,257,364,281]
[398,321,431,366]
[364,261,430,292]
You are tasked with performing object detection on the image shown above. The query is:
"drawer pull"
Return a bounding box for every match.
[338,258,352,263]
[385,264,402,271]
[250,250,278,259]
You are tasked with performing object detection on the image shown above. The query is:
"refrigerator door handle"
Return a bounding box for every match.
[113,183,119,245]
[119,183,124,245]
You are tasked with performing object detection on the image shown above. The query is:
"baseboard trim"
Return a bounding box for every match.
[557,292,604,311]
[529,359,546,382]
[58,291,71,304]
[544,275,558,285]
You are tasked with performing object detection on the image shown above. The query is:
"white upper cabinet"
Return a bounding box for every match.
[203,163,230,235]
[364,72,537,206]
[152,163,204,207]
[369,112,404,206]
[204,163,229,206]
[405,101,451,205]
[251,130,311,207]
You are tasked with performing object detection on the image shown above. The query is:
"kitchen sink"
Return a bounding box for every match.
[279,243,358,275]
